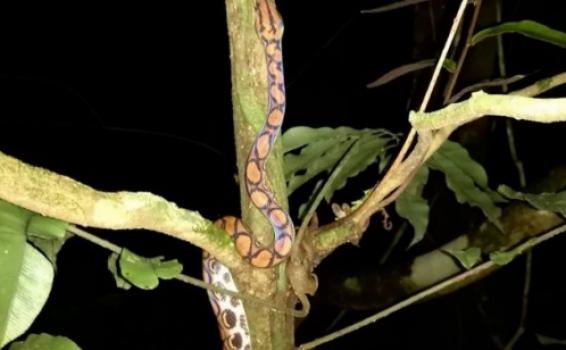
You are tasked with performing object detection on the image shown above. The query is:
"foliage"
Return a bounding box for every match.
[8,333,81,350]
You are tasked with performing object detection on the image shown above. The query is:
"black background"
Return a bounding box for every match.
[1,0,566,349]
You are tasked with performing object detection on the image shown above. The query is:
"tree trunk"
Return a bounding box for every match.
[224,0,294,348]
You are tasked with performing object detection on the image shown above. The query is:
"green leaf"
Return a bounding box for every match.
[27,216,68,240]
[282,126,345,153]
[8,333,81,350]
[0,201,33,346]
[26,216,70,266]
[427,141,502,227]
[107,253,132,290]
[324,133,391,202]
[498,185,566,216]
[118,249,183,290]
[444,247,482,269]
[0,201,64,347]
[286,139,355,194]
[27,235,70,267]
[489,250,516,266]
[395,166,430,247]
[471,20,566,49]
[283,127,398,199]
[2,244,54,348]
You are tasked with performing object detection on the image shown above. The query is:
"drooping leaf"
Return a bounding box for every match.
[283,126,398,200]
[427,141,503,227]
[282,126,347,153]
[323,133,392,202]
[298,179,324,219]
[2,244,54,348]
[471,20,566,49]
[107,253,132,290]
[395,166,430,247]
[8,333,81,350]
[498,185,566,216]
[0,201,33,346]
[444,247,482,269]
[0,201,65,347]
[118,249,183,290]
[489,250,516,266]
[286,139,355,194]
[366,59,457,88]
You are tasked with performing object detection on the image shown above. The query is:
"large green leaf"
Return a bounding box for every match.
[8,333,81,350]
[471,20,566,49]
[498,185,566,216]
[395,166,430,247]
[2,245,54,348]
[427,141,502,226]
[117,249,183,290]
[283,127,398,199]
[0,201,32,346]
[0,200,67,347]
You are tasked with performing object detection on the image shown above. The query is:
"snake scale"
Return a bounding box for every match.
[202,0,293,349]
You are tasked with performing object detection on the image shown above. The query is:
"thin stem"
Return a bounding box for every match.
[496,1,529,345]
[361,0,431,14]
[443,0,484,103]
[296,141,358,242]
[494,0,526,189]
[504,252,532,350]
[384,0,470,179]
[299,223,566,349]
[505,121,527,187]
[67,225,304,317]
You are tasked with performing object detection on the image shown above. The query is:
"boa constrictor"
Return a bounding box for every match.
[202,1,293,349]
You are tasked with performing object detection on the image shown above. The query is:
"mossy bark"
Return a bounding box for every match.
[224,0,294,348]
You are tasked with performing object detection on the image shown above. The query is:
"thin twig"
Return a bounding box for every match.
[495,0,527,190]
[446,74,525,104]
[361,0,431,14]
[67,225,304,317]
[299,223,566,349]
[504,252,532,350]
[385,0,470,175]
[443,0,484,103]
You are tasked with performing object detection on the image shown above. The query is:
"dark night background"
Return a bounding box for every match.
[1,0,566,349]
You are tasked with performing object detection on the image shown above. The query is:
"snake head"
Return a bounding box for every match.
[255,0,284,43]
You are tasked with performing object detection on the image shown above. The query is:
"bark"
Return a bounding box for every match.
[224,0,294,348]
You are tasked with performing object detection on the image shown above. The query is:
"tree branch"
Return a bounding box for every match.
[311,71,566,265]
[0,150,245,271]
[410,90,566,130]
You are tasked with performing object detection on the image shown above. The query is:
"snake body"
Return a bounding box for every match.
[202,1,293,348]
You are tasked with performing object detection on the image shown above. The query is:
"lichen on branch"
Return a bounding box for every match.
[410,90,566,130]
[0,150,244,271]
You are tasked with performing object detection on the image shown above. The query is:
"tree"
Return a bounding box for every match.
[1,0,566,349]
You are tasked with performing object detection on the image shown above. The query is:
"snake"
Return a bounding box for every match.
[202,0,294,348]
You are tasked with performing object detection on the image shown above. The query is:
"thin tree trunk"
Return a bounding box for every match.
[224,0,294,348]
